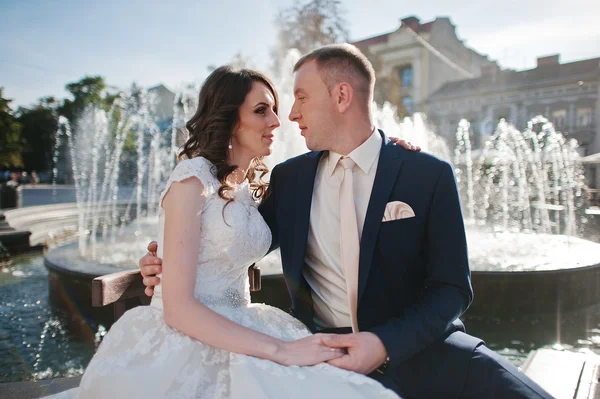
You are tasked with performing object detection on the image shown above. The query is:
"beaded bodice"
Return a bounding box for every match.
[150,157,271,310]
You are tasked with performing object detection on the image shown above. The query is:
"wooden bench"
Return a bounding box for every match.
[0,376,82,398]
[91,265,262,321]
[522,348,600,399]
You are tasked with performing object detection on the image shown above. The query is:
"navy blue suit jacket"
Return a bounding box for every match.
[258,130,478,371]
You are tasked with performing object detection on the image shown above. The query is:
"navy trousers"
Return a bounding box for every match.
[322,327,553,398]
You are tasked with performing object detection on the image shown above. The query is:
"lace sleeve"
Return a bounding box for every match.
[159,157,216,208]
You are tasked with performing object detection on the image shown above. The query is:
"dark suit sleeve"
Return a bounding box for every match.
[259,164,280,253]
[369,162,473,367]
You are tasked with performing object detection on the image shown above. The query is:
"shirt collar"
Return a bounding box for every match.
[326,127,382,176]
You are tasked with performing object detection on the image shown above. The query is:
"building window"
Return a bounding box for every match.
[399,66,413,87]
[577,108,593,127]
[402,96,414,114]
[552,109,567,127]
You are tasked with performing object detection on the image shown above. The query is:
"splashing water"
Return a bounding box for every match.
[54,51,599,272]
[454,116,586,236]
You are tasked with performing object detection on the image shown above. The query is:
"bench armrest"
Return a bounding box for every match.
[92,265,262,308]
[92,269,145,307]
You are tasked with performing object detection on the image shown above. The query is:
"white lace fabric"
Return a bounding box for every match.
[44,157,400,399]
[150,157,269,312]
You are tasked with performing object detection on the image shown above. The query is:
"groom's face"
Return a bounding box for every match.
[289,60,338,151]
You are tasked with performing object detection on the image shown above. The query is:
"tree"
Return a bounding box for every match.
[58,75,113,121]
[271,0,349,72]
[17,98,59,173]
[231,52,254,69]
[207,52,255,73]
[0,88,25,168]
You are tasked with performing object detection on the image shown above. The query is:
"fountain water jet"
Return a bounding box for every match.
[45,50,600,320]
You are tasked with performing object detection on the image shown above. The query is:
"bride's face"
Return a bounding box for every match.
[232,82,280,158]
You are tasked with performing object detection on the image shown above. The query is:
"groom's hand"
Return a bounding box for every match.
[322,332,388,375]
[139,241,163,297]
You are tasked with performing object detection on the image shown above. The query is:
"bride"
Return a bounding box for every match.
[46,66,401,398]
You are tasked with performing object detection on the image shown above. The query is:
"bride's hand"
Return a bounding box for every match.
[272,334,346,366]
[389,137,421,151]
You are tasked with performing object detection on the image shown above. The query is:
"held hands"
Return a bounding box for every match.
[322,332,389,375]
[138,242,344,367]
[138,241,384,371]
[139,241,163,297]
[272,334,345,367]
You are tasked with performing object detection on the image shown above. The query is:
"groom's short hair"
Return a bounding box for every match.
[294,43,375,110]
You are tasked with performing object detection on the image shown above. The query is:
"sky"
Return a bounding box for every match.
[1,0,599,108]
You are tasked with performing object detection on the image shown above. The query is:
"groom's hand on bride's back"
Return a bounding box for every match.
[139,241,163,297]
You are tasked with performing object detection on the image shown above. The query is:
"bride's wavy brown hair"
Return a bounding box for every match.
[180,66,279,202]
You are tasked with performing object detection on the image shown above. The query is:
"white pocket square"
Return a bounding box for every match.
[382,201,415,222]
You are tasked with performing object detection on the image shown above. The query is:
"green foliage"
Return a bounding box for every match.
[0,88,25,168]
[0,75,122,173]
[17,99,59,173]
[58,75,116,121]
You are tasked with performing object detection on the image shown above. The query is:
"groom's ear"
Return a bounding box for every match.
[334,82,353,113]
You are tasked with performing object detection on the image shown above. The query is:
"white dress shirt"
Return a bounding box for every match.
[303,128,382,329]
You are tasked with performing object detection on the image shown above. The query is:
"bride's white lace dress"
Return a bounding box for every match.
[47,156,399,398]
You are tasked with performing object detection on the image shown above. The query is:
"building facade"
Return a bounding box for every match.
[148,84,176,131]
[426,55,600,188]
[353,16,600,188]
[353,16,497,116]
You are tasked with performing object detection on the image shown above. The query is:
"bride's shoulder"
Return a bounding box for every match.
[170,156,217,184]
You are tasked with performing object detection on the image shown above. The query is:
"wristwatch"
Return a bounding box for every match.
[376,356,390,375]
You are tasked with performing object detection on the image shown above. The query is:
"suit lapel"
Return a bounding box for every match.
[289,151,323,279]
[358,132,405,301]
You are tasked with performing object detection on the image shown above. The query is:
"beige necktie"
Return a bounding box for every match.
[339,157,360,333]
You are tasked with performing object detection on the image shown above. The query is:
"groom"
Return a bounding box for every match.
[139,44,551,398]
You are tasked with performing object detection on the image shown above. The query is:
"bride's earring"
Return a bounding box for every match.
[228,139,233,150]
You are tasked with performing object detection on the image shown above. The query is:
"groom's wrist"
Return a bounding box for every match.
[361,331,390,374]
[375,356,390,375]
